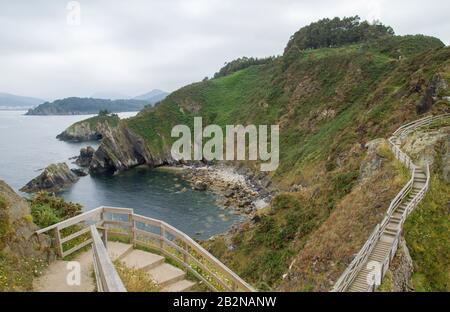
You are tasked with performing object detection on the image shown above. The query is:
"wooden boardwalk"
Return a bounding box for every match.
[35,207,255,292]
[333,114,449,292]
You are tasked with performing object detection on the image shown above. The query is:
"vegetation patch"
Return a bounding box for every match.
[114,261,160,292]
[404,175,450,291]
[30,192,82,228]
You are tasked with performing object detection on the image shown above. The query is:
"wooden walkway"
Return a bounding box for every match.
[34,207,255,292]
[333,113,449,292]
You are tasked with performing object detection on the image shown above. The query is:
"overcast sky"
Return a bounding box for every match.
[0,0,449,100]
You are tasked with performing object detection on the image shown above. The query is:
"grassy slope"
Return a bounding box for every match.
[117,35,449,290]
[68,114,120,131]
[404,146,450,292]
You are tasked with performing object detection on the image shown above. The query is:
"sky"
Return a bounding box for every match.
[0,0,449,101]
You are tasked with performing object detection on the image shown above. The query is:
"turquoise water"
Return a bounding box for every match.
[0,110,240,239]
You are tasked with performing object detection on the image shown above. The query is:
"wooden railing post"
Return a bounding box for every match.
[160,224,165,250]
[102,227,108,249]
[183,241,188,264]
[128,212,135,246]
[54,227,63,258]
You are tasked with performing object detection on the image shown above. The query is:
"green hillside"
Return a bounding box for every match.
[93,18,450,290]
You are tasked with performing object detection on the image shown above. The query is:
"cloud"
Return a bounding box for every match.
[0,0,448,100]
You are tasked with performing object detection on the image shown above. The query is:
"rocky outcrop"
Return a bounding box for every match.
[75,146,95,167]
[71,168,88,177]
[388,238,414,292]
[56,114,119,142]
[89,125,174,174]
[359,138,387,181]
[401,126,450,174]
[20,163,79,193]
[416,74,448,114]
[0,180,54,290]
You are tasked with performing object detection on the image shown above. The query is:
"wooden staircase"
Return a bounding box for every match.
[333,113,449,292]
[108,241,196,292]
[35,207,255,292]
[346,168,426,292]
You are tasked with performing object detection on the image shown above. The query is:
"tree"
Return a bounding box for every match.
[284,16,394,53]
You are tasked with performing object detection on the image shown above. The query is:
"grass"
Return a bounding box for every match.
[0,195,48,291]
[0,251,47,291]
[404,175,450,291]
[93,34,450,290]
[114,261,160,292]
[0,196,10,238]
[68,113,120,131]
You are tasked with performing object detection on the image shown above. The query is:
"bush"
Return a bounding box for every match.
[214,56,274,78]
[31,204,61,228]
[331,171,359,198]
[285,16,394,53]
[30,192,82,228]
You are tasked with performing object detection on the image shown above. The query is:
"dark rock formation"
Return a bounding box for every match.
[75,146,95,167]
[416,74,448,114]
[20,163,79,193]
[89,125,174,174]
[56,115,120,142]
[71,168,88,177]
[194,180,207,191]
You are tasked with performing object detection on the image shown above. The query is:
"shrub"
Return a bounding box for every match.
[30,192,82,228]
[31,204,61,228]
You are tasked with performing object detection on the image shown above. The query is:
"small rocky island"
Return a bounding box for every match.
[20,163,79,193]
[56,112,119,142]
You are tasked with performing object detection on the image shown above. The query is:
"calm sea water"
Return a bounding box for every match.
[0,110,240,239]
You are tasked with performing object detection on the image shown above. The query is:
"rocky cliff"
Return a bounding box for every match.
[89,123,176,174]
[0,181,52,291]
[85,20,450,290]
[57,113,120,142]
[20,163,79,193]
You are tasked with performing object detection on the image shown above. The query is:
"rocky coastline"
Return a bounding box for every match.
[179,164,276,217]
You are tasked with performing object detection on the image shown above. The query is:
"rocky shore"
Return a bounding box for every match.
[180,164,276,216]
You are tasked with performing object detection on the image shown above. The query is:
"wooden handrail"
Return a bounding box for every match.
[35,206,255,292]
[130,213,255,292]
[90,225,127,292]
[332,113,449,292]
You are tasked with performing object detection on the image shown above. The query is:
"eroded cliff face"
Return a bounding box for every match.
[56,114,120,142]
[0,181,53,291]
[89,125,175,174]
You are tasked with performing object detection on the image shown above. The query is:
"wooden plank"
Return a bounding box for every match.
[90,225,126,292]
[103,220,131,227]
[60,226,90,244]
[102,206,134,215]
[62,238,93,258]
[54,228,63,258]
[36,207,103,234]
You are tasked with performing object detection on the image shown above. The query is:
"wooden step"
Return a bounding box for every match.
[121,250,165,270]
[162,280,196,292]
[147,263,186,288]
[107,242,133,261]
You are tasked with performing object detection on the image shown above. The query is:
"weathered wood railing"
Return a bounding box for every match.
[393,113,450,138]
[36,207,255,292]
[90,225,127,292]
[332,113,449,292]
